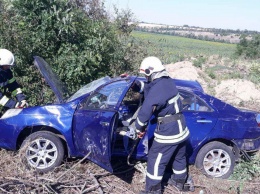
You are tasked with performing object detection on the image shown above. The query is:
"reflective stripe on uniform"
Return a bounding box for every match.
[146,153,163,180]
[137,117,146,126]
[168,93,180,104]
[0,95,9,106]
[178,120,183,133]
[168,93,180,113]
[174,102,180,114]
[154,127,190,144]
[8,77,16,84]
[173,168,187,174]
[12,88,22,96]
[146,172,163,180]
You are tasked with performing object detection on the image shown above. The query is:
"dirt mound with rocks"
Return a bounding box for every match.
[165,61,260,111]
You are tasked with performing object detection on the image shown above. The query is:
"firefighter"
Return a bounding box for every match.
[0,49,28,112]
[134,56,191,194]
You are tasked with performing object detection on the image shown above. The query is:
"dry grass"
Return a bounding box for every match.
[0,149,259,194]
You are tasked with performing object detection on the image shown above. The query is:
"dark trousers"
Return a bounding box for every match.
[145,140,187,191]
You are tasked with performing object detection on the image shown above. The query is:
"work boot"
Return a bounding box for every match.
[184,175,195,192]
[139,189,162,194]
[168,176,195,192]
[140,183,162,194]
[168,178,186,191]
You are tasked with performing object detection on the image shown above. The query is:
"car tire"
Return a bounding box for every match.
[20,131,65,173]
[195,141,235,179]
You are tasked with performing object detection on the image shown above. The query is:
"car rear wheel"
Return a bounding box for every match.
[20,131,64,173]
[195,141,235,179]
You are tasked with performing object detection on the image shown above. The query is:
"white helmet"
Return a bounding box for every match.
[139,56,165,76]
[0,49,15,66]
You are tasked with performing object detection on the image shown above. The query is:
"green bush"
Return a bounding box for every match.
[193,57,206,68]
[249,62,260,83]
[231,153,260,181]
[236,34,260,59]
[0,0,143,105]
[208,71,216,79]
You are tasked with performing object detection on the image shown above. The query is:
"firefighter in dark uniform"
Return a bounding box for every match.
[134,56,191,194]
[0,49,28,113]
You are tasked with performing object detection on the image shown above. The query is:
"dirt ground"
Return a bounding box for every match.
[0,148,259,194]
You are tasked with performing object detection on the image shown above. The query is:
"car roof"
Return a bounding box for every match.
[174,79,204,92]
[134,76,204,92]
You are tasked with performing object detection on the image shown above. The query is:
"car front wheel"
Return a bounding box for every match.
[195,141,235,179]
[20,131,65,173]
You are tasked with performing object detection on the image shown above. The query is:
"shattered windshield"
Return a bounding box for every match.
[67,76,111,102]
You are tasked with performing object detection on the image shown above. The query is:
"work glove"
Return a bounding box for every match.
[120,73,129,78]
[120,126,145,140]
[137,131,146,139]
[15,100,28,108]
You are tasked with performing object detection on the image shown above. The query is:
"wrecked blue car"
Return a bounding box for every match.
[0,56,259,179]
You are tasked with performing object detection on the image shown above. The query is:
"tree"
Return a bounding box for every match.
[71,0,107,20]
[236,34,260,59]
[0,0,143,105]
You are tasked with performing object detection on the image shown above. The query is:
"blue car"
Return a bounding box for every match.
[0,56,259,179]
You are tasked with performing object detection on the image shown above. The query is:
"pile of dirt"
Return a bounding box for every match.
[165,61,209,92]
[215,79,260,104]
[165,61,260,111]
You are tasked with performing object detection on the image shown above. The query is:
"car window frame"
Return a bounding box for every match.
[178,89,213,112]
[79,79,132,111]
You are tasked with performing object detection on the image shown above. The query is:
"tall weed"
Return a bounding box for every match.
[231,152,260,181]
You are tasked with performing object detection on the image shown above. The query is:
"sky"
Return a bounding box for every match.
[104,0,260,32]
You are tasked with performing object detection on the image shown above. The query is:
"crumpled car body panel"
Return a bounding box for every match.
[0,57,259,173]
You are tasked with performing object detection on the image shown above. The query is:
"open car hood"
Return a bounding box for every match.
[33,56,69,103]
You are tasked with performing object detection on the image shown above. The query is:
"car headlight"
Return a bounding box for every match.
[1,109,23,119]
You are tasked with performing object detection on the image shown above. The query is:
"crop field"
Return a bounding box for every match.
[132,31,236,64]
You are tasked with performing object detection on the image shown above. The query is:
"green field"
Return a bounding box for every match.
[132,31,237,64]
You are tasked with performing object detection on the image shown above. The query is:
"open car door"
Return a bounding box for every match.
[72,78,135,172]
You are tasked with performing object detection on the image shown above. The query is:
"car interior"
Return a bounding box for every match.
[179,90,211,112]
[83,81,212,157]
[111,86,213,157]
[112,87,142,154]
